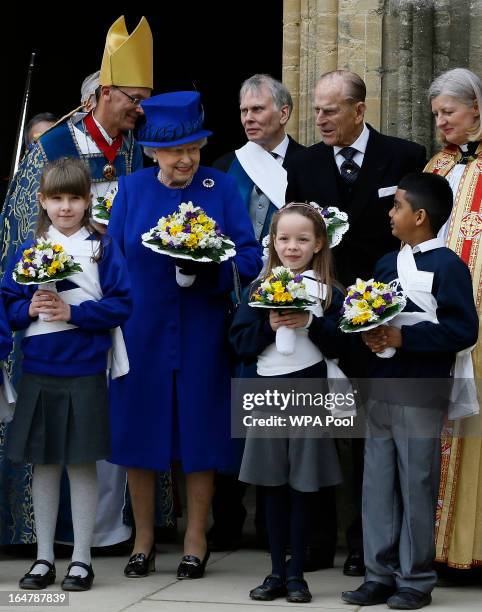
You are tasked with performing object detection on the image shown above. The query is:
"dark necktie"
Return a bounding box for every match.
[339,147,360,184]
[458,141,479,165]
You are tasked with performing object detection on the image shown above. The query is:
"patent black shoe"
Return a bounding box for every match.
[124,546,156,578]
[343,549,366,576]
[176,551,210,579]
[387,588,432,609]
[249,574,286,601]
[341,581,397,605]
[61,562,94,591]
[286,576,312,603]
[19,560,56,590]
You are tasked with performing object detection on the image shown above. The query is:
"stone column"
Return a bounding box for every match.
[283,0,301,141]
[300,0,339,144]
[412,1,434,147]
[283,0,340,144]
[338,0,385,130]
[469,0,482,72]
[384,0,481,153]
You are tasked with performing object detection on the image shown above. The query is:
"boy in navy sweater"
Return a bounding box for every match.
[341,173,478,610]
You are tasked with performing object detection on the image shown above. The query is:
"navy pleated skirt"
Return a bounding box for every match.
[7,372,110,465]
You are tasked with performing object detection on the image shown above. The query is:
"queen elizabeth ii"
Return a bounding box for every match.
[108,91,262,579]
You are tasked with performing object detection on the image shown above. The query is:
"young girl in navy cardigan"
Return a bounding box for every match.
[1,157,131,591]
[230,202,345,604]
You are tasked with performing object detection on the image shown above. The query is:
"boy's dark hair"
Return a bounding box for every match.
[398,172,453,235]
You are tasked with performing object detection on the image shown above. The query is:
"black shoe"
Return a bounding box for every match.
[61,562,94,591]
[124,546,156,578]
[249,574,286,601]
[387,588,432,609]
[176,551,210,579]
[19,560,56,590]
[303,546,334,572]
[343,550,366,576]
[341,581,397,605]
[286,576,312,603]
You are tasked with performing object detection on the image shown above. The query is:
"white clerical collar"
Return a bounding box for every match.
[412,237,445,254]
[270,135,289,162]
[93,114,114,145]
[334,123,369,157]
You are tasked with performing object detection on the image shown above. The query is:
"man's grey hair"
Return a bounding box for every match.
[428,68,482,141]
[317,70,366,103]
[240,74,293,116]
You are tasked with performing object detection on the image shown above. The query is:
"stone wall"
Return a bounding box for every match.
[283,0,482,154]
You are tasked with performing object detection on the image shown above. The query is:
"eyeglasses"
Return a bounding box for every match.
[114,87,144,107]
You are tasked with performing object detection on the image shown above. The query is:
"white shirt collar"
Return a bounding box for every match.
[48,225,90,243]
[93,114,114,146]
[334,123,369,157]
[270,134,289,162]
[412,237,445,254]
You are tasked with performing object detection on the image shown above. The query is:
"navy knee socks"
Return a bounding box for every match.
[263,485,313,583]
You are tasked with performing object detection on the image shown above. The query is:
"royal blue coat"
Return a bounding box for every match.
[108,165,262,472]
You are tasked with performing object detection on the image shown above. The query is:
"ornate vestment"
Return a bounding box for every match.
[425,142,482,568]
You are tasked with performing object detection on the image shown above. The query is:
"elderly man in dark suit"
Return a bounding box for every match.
[286,70,426,576]
[210,74,304,552]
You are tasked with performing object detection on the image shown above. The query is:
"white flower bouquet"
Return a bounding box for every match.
[13,239,82,321]
[339,278,406,357]
[249,266,315,355]
[141,201,236,287]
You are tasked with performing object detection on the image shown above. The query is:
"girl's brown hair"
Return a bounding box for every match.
[263,202,340,308]
[36,157,103,260]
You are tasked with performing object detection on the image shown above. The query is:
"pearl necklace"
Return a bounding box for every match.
[157,168,193,189]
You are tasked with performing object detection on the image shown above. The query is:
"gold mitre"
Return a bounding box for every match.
[100,16,153,89]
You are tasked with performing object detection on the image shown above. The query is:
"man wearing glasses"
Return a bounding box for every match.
[1,14,152,254]
[0,14,153,554]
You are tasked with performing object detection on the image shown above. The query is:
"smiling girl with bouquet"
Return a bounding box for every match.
[230,202,347,603]
[1,158,131,592]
